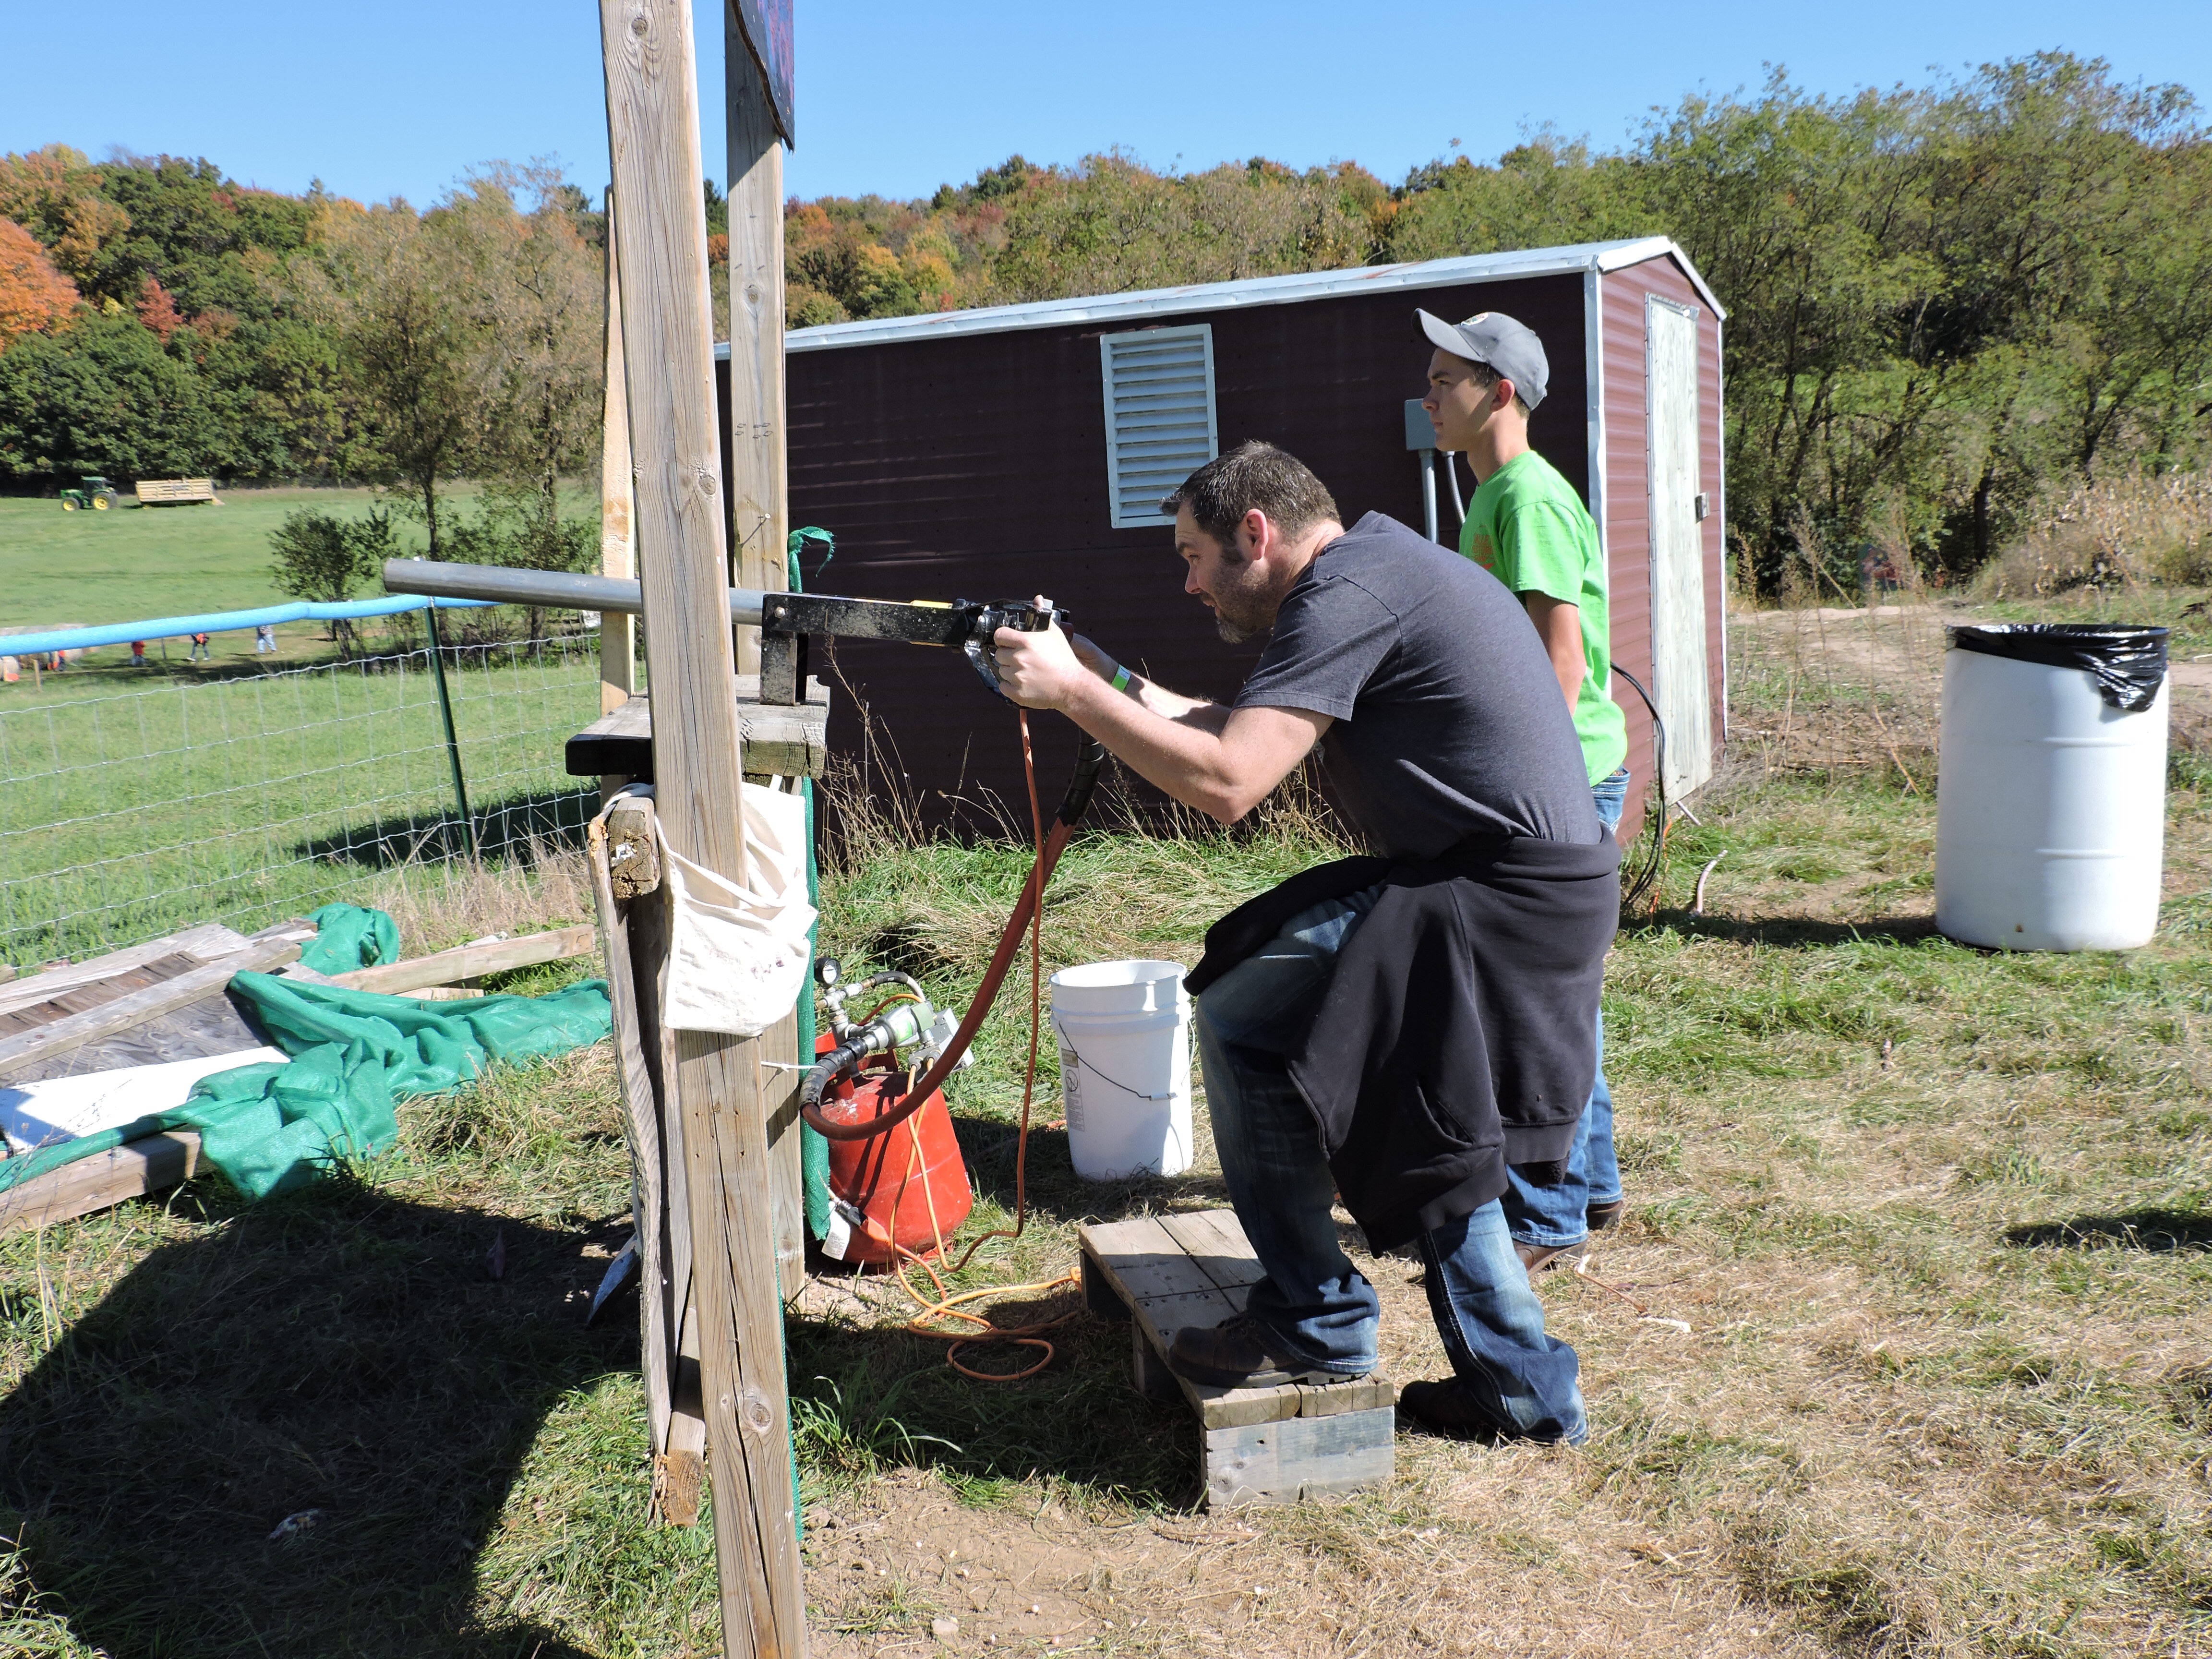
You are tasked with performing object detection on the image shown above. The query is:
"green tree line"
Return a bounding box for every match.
[0,150,606,579]
[3,53,2205,589]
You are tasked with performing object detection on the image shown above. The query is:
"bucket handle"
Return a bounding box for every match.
[1052,1027,1177,1102]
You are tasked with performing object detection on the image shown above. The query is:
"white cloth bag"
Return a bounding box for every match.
[654,781,817,1037]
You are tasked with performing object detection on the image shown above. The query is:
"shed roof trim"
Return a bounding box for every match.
[733,238,1721,358]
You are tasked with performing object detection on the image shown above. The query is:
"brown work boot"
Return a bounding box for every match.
[1587,1198,1627,1232]
[1165,1314,1366,1389]
[1515,1239,1585,1275]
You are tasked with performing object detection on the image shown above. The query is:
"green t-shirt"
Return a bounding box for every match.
[1459,449,1628,786]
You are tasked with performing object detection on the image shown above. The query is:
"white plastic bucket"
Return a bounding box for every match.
[1936,647,2169,951]
[1049,959,1192,1180]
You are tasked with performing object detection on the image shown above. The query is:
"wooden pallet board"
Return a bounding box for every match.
[1078,1209,1395,1505]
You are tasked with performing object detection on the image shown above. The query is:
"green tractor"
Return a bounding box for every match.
[60,476,120,512]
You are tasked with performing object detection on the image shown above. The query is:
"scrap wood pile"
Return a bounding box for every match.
[0,906,611,1235]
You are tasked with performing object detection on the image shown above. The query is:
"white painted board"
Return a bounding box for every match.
[0,1047,287,1154]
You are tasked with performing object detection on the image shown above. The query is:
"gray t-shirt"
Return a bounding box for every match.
[1235,512,1600,856]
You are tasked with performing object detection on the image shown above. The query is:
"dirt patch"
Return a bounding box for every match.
[801,1227,1834,1659]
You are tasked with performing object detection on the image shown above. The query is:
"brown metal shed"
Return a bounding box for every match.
[721,237,1726,839]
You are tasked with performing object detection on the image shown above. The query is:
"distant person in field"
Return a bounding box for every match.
[255,624,276,655]
[188,632,212,662]
[1419,308,1630,1274]
[130,640,147,668]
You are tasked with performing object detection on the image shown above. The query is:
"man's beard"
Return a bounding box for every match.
[1207,570,1276,644]
[1214,609,1265,645]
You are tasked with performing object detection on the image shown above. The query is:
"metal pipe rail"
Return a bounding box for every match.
[383,559,768,625]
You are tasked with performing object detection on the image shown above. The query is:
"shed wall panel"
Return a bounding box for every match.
[781,275,1591,832]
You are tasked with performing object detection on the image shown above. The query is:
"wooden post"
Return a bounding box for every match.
[726,6,805,1287]
[601,4,807,1655]
[601,196,639,721]
[723,12,787,675]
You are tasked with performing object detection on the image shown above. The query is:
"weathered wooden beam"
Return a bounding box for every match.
[331,926,598,996]
[0,935,303,1084]
[723,0,787,676]
[566,674,830,784]
[588,804,674,1461]
[601,192,639,723]
[0,923,251,1017]
[605,793,663,900]
[602,0,805,1648]
[0,1129,203,1237]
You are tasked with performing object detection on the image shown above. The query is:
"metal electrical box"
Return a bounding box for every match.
[1404,398,1436,452]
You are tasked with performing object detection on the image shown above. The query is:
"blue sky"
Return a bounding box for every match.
[5,2,2205,207]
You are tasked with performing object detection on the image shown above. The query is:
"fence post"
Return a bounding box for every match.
[422,604,477,859]
[601,1,807,1652]
[725,0,806,1296]
[601,187,639,720]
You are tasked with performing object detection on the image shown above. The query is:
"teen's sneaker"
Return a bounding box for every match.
[1165,1314,1366,1388]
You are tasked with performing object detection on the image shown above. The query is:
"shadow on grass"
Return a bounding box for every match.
[289,786,596,869]
[0,1180,629,1659]
[781,1112,1221,1510]
[2004,1211,2212,1253]
[1628,908,1943,949]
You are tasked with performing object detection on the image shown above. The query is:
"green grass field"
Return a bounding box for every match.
[1,486,423,631]
[0,485,618,964]
[0,483,590,677]
[0,639,607,965]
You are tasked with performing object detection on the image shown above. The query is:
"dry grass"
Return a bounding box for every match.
[1983,472,2212,597]
[361,836,597,956]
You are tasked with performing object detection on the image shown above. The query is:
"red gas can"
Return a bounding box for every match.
[815,1035,973,1266]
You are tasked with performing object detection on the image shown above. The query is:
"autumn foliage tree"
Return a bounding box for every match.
[0,219,75,350]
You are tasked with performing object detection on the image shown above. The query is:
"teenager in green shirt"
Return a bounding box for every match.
[1419,307,1629,1271]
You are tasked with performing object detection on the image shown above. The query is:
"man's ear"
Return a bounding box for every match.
[1495,377,1518,411]
[1241,506,1271,559]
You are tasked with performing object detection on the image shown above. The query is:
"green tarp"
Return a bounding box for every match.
[0,914,612,1202]
[299,902,401,975]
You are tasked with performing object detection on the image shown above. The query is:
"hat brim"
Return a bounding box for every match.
[1417,308,1485,367]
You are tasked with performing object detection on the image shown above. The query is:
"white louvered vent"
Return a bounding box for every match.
[1100,325,1218,529]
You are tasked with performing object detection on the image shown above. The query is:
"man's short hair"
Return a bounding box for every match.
[1159,441,1340,555]
[1462,357,1533,420]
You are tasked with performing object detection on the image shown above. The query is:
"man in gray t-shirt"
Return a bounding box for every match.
[1238,510,1598,857]
[994,441,1598,1445]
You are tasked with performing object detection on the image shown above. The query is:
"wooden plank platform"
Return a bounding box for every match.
[565,674,830,782]
[1078,1208,1394,1506]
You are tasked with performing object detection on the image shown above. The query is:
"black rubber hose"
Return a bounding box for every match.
[1055,735,1106,827]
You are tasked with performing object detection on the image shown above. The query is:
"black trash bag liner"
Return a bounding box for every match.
[1948,623,2169,713]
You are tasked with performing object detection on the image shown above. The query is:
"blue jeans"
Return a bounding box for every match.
[1195,888,1587,1443]
[1503,765,1628,1248]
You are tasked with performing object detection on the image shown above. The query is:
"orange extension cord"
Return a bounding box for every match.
[858,709,1082,1382]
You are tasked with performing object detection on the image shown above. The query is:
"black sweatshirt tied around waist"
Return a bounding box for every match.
[1186,830,1620,1254]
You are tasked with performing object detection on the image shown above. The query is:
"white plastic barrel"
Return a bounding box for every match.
[1936,644,2168,951]
[1048,960,1193,1179]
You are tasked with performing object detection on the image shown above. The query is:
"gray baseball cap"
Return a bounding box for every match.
[1417,308,1550,410]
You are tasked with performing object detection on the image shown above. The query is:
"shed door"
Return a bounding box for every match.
[1645,296,1711,797]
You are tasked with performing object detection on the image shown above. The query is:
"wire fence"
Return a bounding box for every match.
[0,635,613,966]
